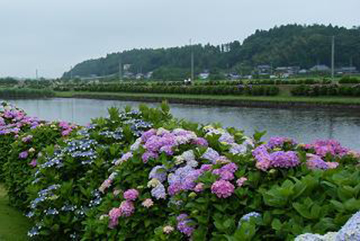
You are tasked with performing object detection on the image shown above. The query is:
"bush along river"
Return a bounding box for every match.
[6,97,360,150]
[0,100,360,240]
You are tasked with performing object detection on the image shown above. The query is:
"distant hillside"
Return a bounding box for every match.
[63,24,360,80]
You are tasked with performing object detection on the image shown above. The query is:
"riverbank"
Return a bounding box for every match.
[0,184,30,241]
[55,91,360,110]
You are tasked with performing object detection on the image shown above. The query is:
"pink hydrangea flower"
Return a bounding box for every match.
[236,177,247,187]
[194,183,204,193]
[142,198,154,208]
[29,159,37,167]
[108,208,121,229]
[211,180,235,198]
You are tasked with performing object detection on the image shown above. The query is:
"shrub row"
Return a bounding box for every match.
[0,88,55,99]
[72,85,280,96]
[1,102,360,240]
[339,76,360,84]
[291,84,360,96]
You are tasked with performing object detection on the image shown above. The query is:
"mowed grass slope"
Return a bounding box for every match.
[0,184,30,241]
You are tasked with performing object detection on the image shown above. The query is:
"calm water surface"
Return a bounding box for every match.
[6,98,360,150]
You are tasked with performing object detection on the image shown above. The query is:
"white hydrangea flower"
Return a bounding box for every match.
[130,138,142,151]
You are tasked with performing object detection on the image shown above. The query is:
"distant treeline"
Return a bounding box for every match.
[0,77,18,85]
[63,24,360,80]
[0,88,55,99]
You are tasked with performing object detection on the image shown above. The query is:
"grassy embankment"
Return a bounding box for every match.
[55,91,360,107]
[0,184,30,241]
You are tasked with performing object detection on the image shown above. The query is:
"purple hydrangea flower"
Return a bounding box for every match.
[19,151,28,159]
[201,148,220,163]
[141,129,157,142]
[149,165,168,182]
[142,151,159,163]
[177,214,195,237]
[266,137,297,149]
[193,137,208,146]
[151,183,166,200]
[269,151,300,169]
[119,200,135,217]
[123,189,139,201]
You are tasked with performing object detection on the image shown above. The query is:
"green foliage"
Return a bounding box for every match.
[291,84,360,96]
[0,88,55,99]
[68,82,280,96]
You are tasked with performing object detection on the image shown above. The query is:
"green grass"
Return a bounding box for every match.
[0,184,30,241]
[55,91,360,106]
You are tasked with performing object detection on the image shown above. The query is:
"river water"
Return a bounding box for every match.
[5,98,360,150]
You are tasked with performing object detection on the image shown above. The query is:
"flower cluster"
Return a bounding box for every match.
[295,211,360,241]
[58,121,77,136]
[253,143,300,171]
[0,102,41,136]
[265,137,297,149]
[135,128,208,162]
[211,179,235,198]
[203,125,254,155]
[306,153,339,170]
[107,189,140,228]
[176,214,195,237]
[305,140,349,158]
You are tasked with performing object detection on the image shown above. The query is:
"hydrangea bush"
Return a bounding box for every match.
[26,104,172,240]
[0,102,360,240]
[0,102,43,179]
[4,121,77,210]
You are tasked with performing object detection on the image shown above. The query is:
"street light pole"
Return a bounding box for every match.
[190,39,194,81]
[331,36,335,82]
[119,58,122,81]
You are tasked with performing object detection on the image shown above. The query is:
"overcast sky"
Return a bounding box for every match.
[0,0,359,78]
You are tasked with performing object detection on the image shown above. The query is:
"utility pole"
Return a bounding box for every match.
[190,39,194,81]
[119,59,122,81]
[36,69,38,80]
[331,36,335,82]
[70,66,73,80]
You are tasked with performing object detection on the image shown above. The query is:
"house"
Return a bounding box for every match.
[145,72,153,79]
[123,64,131,71]
[336,67,357,74]
[123,72,134,79]
[310,65,330,72]
[256,65,271,75]
[275,66,300,76]
[135,73,144,80]
[199,72,210,80]
[299,69,308,74]
[228,73,240,80]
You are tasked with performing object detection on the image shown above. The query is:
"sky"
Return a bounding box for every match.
[0,0,359,78]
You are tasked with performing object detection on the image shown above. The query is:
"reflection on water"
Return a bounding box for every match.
[6,98,360,150]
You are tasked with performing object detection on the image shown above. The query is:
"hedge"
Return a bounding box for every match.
[0,102,360,240]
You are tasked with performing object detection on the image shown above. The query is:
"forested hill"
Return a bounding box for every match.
[63,24,360,79]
